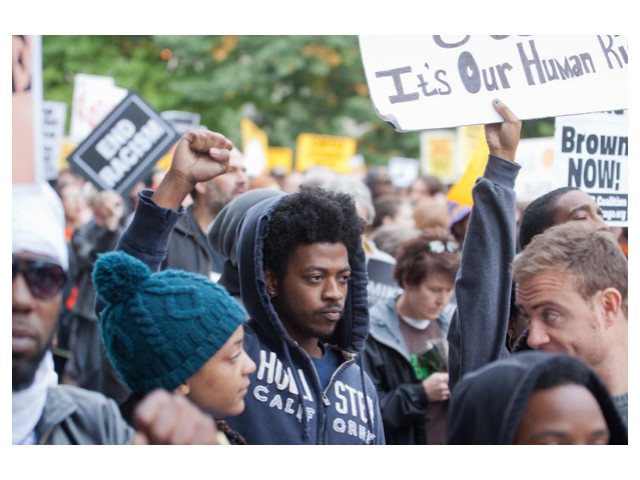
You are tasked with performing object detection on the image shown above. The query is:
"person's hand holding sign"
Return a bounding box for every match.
[484,99,521,163]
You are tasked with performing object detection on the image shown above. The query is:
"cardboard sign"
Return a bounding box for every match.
[67,91,179,196]
[12,35,43,185]
[295,133,357,173]
[553,111,628,226]
[359,35,628,131]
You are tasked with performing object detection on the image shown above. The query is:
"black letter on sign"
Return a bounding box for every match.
[458,51,481,94]
[375,67,420,104]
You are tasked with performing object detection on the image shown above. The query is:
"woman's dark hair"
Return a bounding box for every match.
[393,227,460,288]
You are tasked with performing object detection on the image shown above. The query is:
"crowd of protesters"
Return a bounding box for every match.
[13,100,628,445]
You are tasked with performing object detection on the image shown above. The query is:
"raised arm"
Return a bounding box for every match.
[151,129,234,210]
[114,129,233,269]
[447,100,522,391]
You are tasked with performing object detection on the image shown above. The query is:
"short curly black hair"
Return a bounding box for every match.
[263,186,365,281]
[519,186,578,250]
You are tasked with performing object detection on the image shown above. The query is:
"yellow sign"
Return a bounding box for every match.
[241,118,269,153]
[427,137,456,181]
[155,143,177,172]
[295,133,356,174]
[447,126,489,206]
[59,139,78,170]
[266,147,293,173]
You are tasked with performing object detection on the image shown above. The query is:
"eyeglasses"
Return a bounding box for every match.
[427,240,459,254]
[12,256,67,300]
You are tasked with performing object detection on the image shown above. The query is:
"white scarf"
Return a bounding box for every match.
[401,315,431,330]
[12,352,58,445]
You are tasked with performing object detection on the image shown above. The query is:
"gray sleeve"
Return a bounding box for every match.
[447,155,521,391]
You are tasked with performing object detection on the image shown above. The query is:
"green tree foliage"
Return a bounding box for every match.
[42,35,552,168]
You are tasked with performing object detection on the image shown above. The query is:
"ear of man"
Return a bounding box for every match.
[600,287,623,329]
[264,268,278,297]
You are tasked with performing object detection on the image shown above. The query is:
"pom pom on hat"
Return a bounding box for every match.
[93,251,246,394]
[93,251,152,304]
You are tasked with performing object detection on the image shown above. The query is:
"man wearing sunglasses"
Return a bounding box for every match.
[12,182,225,444]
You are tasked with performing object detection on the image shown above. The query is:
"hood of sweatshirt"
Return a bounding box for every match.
[236,193,371,354]
[208,189,285,297]
[446,351,627,444]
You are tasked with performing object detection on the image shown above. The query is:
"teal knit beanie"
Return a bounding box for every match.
[93,251,246,394]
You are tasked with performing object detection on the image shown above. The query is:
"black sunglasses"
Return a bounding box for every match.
[12,256,67,300]
[426,240,459,254]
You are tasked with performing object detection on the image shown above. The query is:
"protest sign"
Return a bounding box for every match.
[267,147,294,173]
[295,133,357,174]
[553,111,628,226]
[70,73,127,143]
[67,91,179,197]
[241,118,269,176]
[13,35,43,185]
[513,137,555,203]
[359,35,627,131]
[419,130,456,184]
[388,157,419,189]
[160,110,201,134]
[42,101,67,181]
[367,258,403,308]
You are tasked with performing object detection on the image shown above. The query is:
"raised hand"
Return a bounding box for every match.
[132,389,221,445]
[152,129,234,210]
[484,99,522,163]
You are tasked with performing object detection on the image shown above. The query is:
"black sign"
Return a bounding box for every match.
[67,91,179,196]
[367,258,403,307]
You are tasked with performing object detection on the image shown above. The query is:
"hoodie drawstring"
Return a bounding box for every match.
[282,339,311,441]
[357,353,374,441]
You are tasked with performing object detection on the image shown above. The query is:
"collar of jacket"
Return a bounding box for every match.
[368,295,412,363]
[34,386,78,444]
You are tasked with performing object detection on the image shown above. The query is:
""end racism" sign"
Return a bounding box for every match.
[67,91,178,196]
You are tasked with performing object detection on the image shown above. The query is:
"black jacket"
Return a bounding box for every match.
[446,351,628,444]
[162,205,219,278]
[363,295,450,444]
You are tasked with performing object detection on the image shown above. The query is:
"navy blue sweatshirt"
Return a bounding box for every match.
[116,191,385,444]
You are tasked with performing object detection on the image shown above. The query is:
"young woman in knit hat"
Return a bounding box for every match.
[93,250,256,444]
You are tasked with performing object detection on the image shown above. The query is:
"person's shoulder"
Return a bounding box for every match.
[40,385,133,445]
[48,384,119,412]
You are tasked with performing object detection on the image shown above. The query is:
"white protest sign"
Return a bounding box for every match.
[359,36,628,131]
[553,111,628,226]
[244,139,268,178]
[513,137,555,203]
[70,73,127,142]
[388,157,419,189]
[42,101,67,181]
